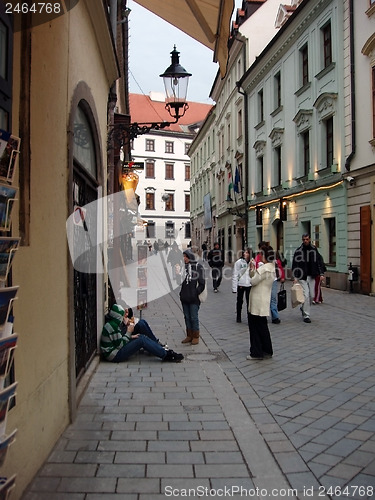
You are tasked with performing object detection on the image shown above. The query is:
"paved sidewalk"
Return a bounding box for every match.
[23,265,375,499]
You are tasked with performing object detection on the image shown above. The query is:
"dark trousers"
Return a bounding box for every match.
[237,286,250,320]
[248,313,273,358]
[212,267,223,290]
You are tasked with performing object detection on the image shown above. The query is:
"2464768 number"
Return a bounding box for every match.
[5,3,62,14]
[319,486,373,497]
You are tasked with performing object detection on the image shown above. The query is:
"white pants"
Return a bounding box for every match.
[299,276,315,318]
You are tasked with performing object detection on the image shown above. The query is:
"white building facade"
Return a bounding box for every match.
[129,93,211,251]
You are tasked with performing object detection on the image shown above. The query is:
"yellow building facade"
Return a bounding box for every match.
[1,1,119,497]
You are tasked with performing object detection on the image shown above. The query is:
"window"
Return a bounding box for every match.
[257,156,264,193]
[372,67,375,138]
[322,22,332,68]
[300,44,309,86]
[274,146,282,186]
[165,193,174,211]
[145,192,155,210]
[146,221,155,238]
[145,139,155,151]
[145,161,155,178]
[185,164,190,181]
[326,217,336,266]
[227,123,231,150]
[73,106,97,178]
[165,221,174,239]
[258,89,264,123]
[165,163,174,180]
[185,193,190,211]
[324,117,334,169]
[274,72,281,109]
[165,141,174,153]
[184,221,191,239]
[302,130,310,176]
[237,109,243,138]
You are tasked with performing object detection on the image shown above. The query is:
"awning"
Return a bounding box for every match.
[133,0,234,77]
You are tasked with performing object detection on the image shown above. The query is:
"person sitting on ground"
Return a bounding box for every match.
[100,304,183,363]
[120,307,167,347]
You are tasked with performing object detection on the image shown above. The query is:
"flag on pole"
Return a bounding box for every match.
[227,169,233,201]
[234,166,242,194]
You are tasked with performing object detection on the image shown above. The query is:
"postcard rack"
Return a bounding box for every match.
[0,129,20,499]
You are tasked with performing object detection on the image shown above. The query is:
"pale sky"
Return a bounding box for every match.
[127,0,242,104]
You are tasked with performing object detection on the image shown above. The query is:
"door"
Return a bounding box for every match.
[360,205,371,294]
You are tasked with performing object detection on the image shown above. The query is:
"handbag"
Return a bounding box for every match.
[291,282,305,308]
[277,283,287,311]
[198,282,207,303]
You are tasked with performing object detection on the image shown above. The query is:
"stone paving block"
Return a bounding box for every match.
[326,462,363,481]
[96,463,145,477]
[274,451,310,473]
[148,440,190,452]
[325,438,362,458]
[194,464,249,478]
[58,477,117,493]
[190,440,240,452]
[147,464,194,477]
[87,495,137,500]
[204,451,244,464]
[166,451,205,464]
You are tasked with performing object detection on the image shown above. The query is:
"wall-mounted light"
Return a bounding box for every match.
[110,46,191,143]
[280,199,287,221]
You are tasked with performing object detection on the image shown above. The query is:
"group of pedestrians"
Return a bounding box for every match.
[99,233,325,365]
[229,234,325,359]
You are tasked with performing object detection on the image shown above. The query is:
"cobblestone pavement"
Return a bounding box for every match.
[23,263,375,500]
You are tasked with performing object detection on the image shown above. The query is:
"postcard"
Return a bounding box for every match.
[0,287,19,330]
[0,131,21,184]
[0,334,18,379]
[0,238,20,281]
[0,429,17,467]
[0,184,18,231]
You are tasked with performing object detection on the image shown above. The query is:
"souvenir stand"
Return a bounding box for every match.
[0,129,20,499]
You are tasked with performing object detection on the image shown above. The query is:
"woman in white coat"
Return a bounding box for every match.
[247,244,275,360]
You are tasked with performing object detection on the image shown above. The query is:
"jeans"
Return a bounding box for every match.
[112,334,166,362]
[236,286,250,319]
[212,267,223,290]
[299,276,315,318]
[270,280,279,320]
[134,319,159,342]
[182,303,200,331]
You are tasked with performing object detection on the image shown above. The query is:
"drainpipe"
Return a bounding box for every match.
[345,0,355,171]
[235,36,249,245]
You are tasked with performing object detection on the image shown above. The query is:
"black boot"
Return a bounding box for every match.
[163,350,184,363]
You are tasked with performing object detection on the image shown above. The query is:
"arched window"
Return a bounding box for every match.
[73,104,97,179]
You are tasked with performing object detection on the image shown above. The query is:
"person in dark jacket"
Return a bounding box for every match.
[292,233,325,323]
[207,242,224,292]
[179,249,205,345]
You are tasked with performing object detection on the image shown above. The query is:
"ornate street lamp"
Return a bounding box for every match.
[113,46,191,143]
[160,45,191,123]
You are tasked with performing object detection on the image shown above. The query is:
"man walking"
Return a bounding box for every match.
[207,241,224,292]
[292,233,325,323]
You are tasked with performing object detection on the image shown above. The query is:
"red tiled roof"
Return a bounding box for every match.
[129,93,212,133]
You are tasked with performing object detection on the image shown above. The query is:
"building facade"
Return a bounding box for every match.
[189,0,282,261]
[129,92,212,251]
[343,0,375,294]
[239,0,348,289]
[1,1,122,497]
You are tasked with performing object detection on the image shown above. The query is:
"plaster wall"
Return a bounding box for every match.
[4,2,114,497]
